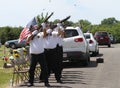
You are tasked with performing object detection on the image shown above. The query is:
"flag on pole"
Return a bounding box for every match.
[26,17,37,28]
[18,17,37,43]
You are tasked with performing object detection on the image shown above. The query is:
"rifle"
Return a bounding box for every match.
[43,12,54,23]
[38,12,54,29]
[59,15,71,23]
[50,15,71,29]
[30,12,54,40]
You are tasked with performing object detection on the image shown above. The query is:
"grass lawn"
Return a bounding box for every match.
[0,45,13,88]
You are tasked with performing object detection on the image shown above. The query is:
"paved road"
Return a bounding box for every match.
[13,44,120,88]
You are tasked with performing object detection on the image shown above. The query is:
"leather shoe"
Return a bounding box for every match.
[45,83,50,87]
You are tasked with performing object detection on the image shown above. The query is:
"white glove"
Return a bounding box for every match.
[60,26,64,31]
[41,23,46,29]
[32,30,38,35]
[57,23,61,27]
[46,29,52,34]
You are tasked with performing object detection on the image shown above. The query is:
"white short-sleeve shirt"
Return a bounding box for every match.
[54,26,64,46]
[29,32,45,54]
[44,31,58,49]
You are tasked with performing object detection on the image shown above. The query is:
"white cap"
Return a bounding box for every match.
[54,26,64,32]
[57,23,61,27]
[46,29,52,34]
[60,26,64,31]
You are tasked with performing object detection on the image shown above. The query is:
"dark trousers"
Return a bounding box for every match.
[56,45,63,78]
[29,53,49,84]
[44,48,61,80]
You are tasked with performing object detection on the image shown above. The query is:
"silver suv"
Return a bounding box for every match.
[63,27,90,66]
[4,39,27,49]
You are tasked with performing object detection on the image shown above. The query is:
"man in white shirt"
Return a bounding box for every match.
[27,24,50,87]
[44,23,63,83]
[54,23,65,82]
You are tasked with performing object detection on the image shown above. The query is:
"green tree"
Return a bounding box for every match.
[36,12,49,25]
[75,19,91,32]
[101,17,118,25]
[0,26,22,44]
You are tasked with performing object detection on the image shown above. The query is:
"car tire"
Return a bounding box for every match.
[92,48,99,56]
[96,49,99,55]
[9,43,16,49]
[82,53,90,66]
[108,44,111,47]
[92,51,97,56]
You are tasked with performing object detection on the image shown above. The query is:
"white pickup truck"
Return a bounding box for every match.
[63,27,90,66]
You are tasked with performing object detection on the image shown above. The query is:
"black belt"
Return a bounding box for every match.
[45,48,55,51]
[31,52,44,55]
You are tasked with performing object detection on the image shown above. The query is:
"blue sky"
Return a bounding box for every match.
[0,0,120,27]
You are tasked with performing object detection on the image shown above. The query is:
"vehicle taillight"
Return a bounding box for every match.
[89,40,94,44]
[74,38,83,42]
[105,36,109,39]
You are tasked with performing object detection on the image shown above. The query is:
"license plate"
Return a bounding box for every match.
[63,53,67,57]
[100,37,103,39]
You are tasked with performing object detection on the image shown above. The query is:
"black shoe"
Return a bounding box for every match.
[45,83,50,87]
[27,83,34,87]
[57,79,63,83]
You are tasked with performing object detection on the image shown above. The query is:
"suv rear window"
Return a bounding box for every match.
[95,32,108,36]
[64,29,79,38]
[85,34,90,39]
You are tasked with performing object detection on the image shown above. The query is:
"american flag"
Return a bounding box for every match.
[18,17,37,43]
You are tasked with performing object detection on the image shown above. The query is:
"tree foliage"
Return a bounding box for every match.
[101,17,118,25]
[1,15,120,44]
[36,12,49,25]
[0,26,22,44]
[74,19,91,32]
